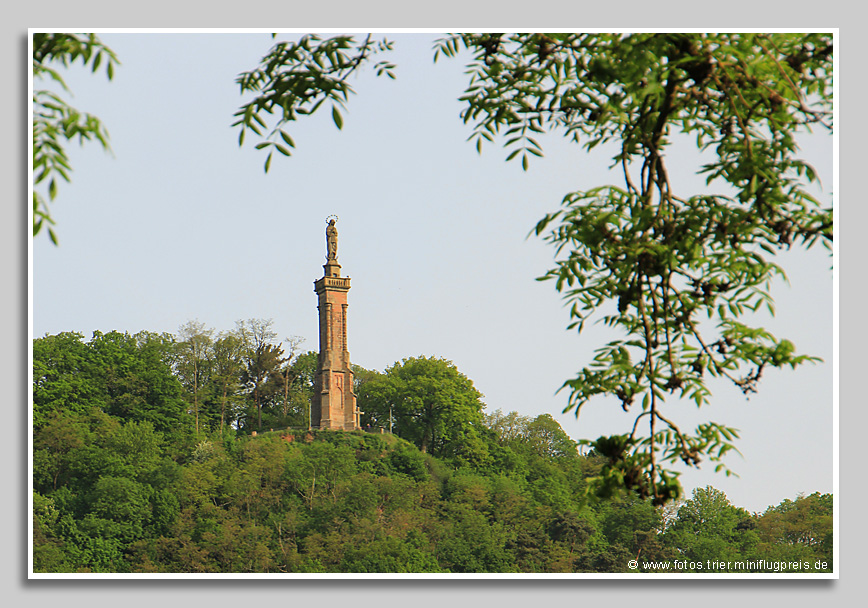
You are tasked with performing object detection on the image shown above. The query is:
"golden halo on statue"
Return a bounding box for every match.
[325,214,339,224]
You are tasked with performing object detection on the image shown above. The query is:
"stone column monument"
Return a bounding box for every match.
[311,218,360,430]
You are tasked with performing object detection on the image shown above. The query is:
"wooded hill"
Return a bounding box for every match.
[32,329,833,573]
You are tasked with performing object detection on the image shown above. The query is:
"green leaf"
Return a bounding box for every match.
[332,106,343,130]
[279,130,295,148]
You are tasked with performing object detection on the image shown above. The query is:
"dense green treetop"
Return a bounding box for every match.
[358,356,488,463]
[32,326,833,574]
[33,330,188,434]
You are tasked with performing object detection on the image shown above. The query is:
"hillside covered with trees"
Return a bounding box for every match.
[32,326,832,573]
[35,33,833,501]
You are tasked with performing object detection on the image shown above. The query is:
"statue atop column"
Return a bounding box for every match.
[326,218,338,261]
[313,216,357,431]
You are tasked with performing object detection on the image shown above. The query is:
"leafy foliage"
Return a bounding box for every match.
[32,33,119,244]
[357,356,488,461]
[33,330,188,435]
[233,34,395,173]
[32,327,832,573]
[443,32,833,504]
[484,409,579,460]
[232,32,832,502]
[754,491,833,567]
[662,486,758,566]
[31,421,833,573]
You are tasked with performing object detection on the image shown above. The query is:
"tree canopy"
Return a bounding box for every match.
[358,356,488,463]
[33,330,188,434]
[32,325,833,573]
[33,320,314,438]
[233,32,833,503]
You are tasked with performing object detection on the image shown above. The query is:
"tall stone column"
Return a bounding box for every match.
[311,219,360,430]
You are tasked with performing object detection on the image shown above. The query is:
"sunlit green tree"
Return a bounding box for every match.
[358,356,488,461]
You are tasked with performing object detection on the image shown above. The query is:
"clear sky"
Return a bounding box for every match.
[31,31,834,514]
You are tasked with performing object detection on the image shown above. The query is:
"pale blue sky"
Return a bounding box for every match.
[31,31,834,514]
